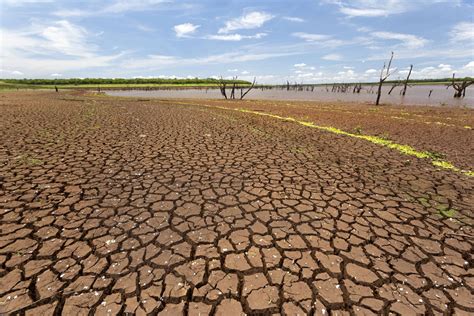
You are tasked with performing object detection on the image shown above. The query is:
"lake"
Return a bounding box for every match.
[106,84,473,107]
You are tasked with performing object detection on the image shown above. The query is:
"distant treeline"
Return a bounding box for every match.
[1,78,251,85]
[384,77,473,84]
[257,77,474,88]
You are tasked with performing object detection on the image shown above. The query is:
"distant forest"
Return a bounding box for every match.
[384,77,473,84]
[1,78,251,85]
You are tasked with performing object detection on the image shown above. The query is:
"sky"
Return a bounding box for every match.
[1,0,473,83]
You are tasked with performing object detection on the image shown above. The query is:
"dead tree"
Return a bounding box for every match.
[229,76,237,99]
[401,64,413,96]
[388,80,401,95]
[448,73,474,98]
[240,77,256,99]
[376,52,394,105]
[353,83,361,93]
[218,77,228,99]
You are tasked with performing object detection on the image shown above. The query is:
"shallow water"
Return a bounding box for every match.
[106,85,473,107]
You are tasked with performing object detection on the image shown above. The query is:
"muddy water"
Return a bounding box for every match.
[106,85,473,107]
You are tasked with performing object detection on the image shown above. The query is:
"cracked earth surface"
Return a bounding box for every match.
[0,91,473,315]
[164,98,474,171]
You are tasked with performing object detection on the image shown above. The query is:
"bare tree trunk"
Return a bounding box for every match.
[449,73,474,98]
[218,77,228,99]
[376,52,394,105]
[240,77,256,100]
[388,81,400,95]
[230,77,237,99]
[401,64,413,96]
[376,83,383,105]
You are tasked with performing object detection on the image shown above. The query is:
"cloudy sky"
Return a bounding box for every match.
[1,0,473,83]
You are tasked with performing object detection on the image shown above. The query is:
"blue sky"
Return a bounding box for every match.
[1,0,473,83]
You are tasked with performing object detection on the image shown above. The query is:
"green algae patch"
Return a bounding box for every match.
[437,205,457,218]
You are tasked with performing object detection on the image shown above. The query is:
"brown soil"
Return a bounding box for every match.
[0,91,473,315]
[167,98,474,171]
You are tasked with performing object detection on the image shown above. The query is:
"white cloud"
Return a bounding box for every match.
[324,0,458,17]
[174,23,199,38]
[136,24,155,32]
[53,9,88,17]
[372,31,428,49]
[122,51,299,70]
[450,22,474,42]
[1,20,97,58]
[293,63,317,72]
[340,7,392,17]
[206,33,266,41]
[0,69,24,76]
[282,16,305,22]
[227,69,239,72]
[54,0,172,17]
[50,73,63,77]
[292,32,331,41]
[39,20,94,57]
[218,11,273,34]
[0,21,124,77]
[463,61,474,71]
[438,64,451,71]
[357,26,372,32]
[241,70,250,75]
[292,32,346,47]
[365,69,378,74]
[104,0,171,13]
[1,0,52,5]
[322,0,405,17]
[395,63,473,79]
[322,53,343,61]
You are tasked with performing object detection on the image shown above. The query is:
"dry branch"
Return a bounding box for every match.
[376,52,394,105]
[240,77,256,100]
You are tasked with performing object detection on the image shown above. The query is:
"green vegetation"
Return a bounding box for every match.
[437,205,457,218]
[417,197,431,208]
[15,155,44,166]
[0,81,44,90]
[425,151,446,160]
[385,77,473,85]
[0,78,251,90]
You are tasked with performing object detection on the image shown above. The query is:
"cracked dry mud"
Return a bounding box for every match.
[0,91,473,315]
